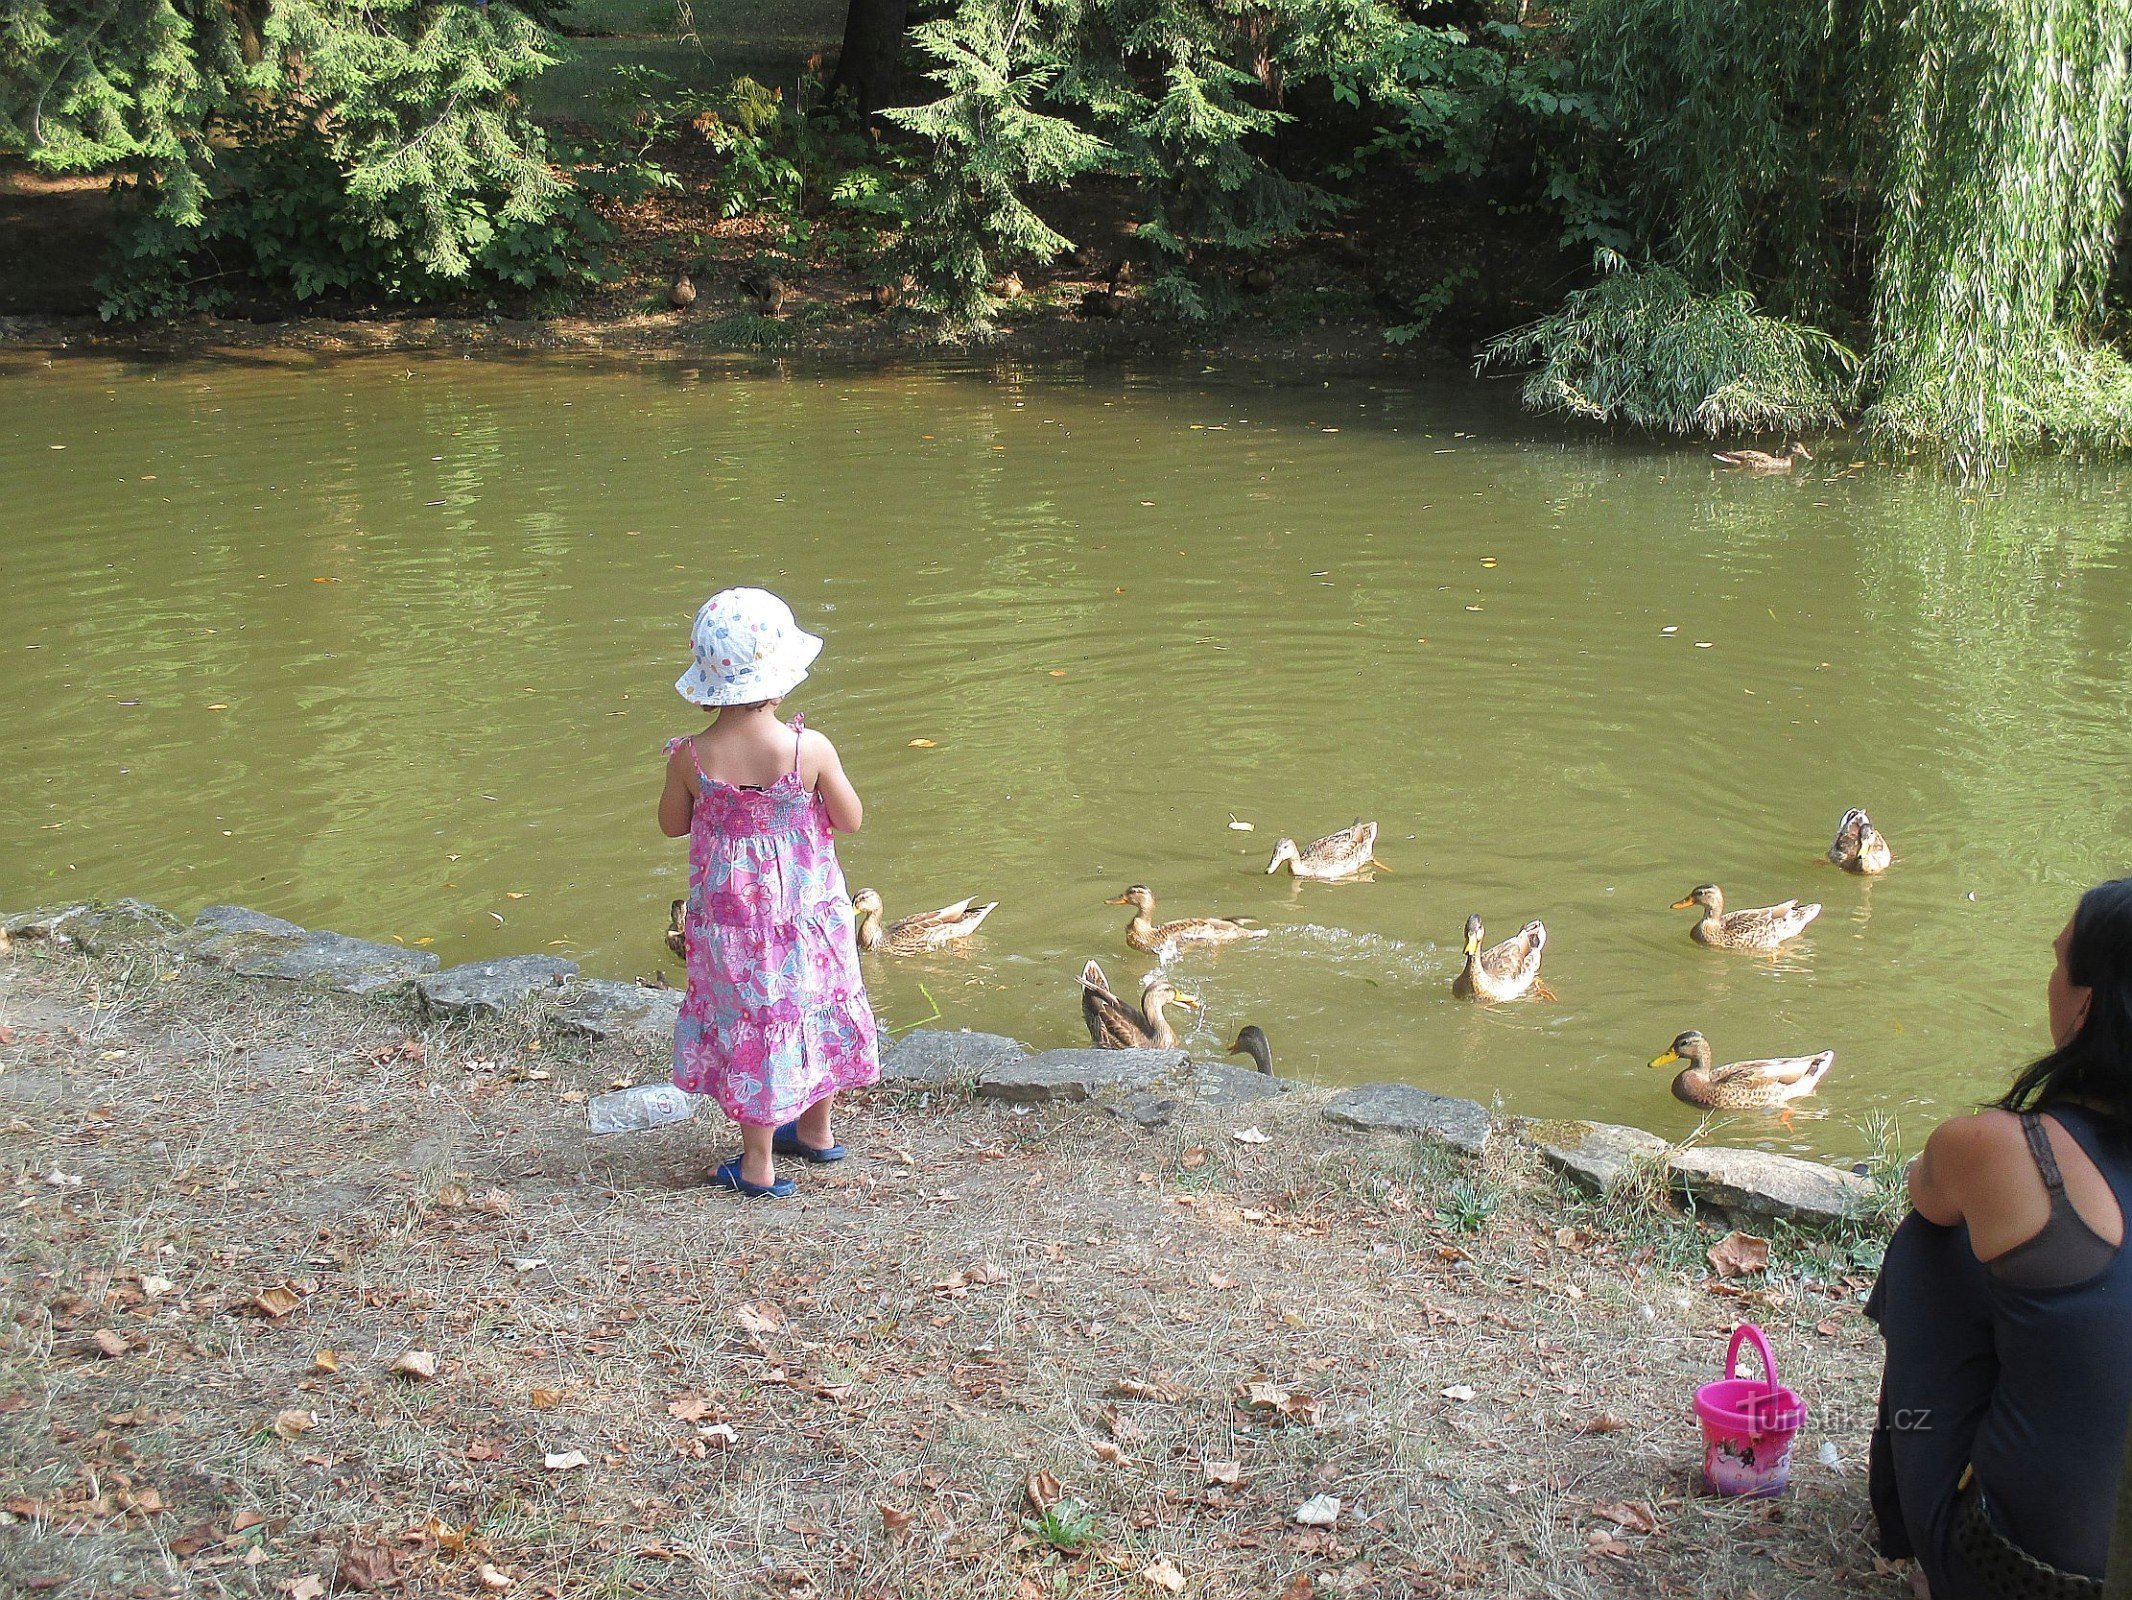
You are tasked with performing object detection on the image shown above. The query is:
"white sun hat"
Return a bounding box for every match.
[675,587,824,707]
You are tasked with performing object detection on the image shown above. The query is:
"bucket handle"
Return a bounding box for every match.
[1725,1323,1780,1402]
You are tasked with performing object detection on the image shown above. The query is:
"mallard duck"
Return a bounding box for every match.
[1713,443,1812,472]
[738,270,786,318]
[1080,959,1200,1049]
[1227,1025,1273,1075]
[1079,260,1130,319]
[1241,264,1276,294]
[1672,884,1821,950]
[665,898,686,959]
[1108,884,1267,954]
[1651,1029,1834,1112]
[852,887,997,955]
[993,271,1024,301]
[1265,819,1384,881]
[1451,913,1549,1002]
[1827,808,1893,874]
[668,274,697,310]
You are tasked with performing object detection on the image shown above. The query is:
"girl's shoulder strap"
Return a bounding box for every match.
[790,713,806,772]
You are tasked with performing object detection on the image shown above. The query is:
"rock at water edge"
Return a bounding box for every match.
[1322,1082,1492,1155]
[1667,1146,1875,1228]
[977,1048,1187,1104]
[418,955,582,1017]
[883,1029,1029,1085]
[1526,1119,1671,1196]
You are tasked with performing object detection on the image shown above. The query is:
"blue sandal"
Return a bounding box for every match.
[711,1159,795,1199]
[772,1121,846,1163]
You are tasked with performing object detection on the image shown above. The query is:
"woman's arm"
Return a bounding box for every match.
[658,740,696,838]
[806,731,863,833]
[1909,1109,2026,1228]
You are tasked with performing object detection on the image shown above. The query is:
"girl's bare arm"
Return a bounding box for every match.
[806,731,863,832]
[658,740,696,837]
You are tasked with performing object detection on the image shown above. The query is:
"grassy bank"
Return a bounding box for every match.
[0,937,1903,1598]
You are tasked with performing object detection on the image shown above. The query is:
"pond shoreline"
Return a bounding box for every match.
[0,305,1449,375]
[0,894,1899,1599]
[2,896,1889,1234]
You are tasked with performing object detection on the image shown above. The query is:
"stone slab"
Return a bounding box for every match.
[552,979,681,1044]
[1322,1082,1492,1155]
[1525,1119,1671,1195]
[192,905,307,940]
[418,954,581,1017]
[882,1028,1029,1085]
[1667,1145,1875,1227]
[976,1047,1187,1104]
[224,929,439,995]
[1114,1059,1293,1129]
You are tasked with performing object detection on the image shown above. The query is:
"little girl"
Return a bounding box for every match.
[658,587,879,1198]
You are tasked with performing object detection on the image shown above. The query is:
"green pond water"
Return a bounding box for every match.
[6,349,2131,1159]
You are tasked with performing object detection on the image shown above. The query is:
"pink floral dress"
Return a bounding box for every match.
[669,716,879,1125]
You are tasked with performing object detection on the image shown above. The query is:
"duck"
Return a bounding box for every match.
[1108,884,1267,955]
[1079,259,1131,319]
[1827,807,1893,874]
[665,898,687,959]
[1265,819,1384,881]
[737,270,786,317]
[1651,1029,1834,1112]
[993,271,1024,301]
[1080,959,1201,1049]
[1241,264,1276,294]
[1713,443,1812,472]
[852,887,997,955]
[1672,884,1821,950]
[1226,1025,1274,1075]
[1451,913,1549,1002]
[668,273,697,310]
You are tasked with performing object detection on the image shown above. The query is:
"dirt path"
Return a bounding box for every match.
[0,945,1900,1599]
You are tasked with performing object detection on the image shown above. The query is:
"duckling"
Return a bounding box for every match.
[668,273,697,311]
[1266,819,1383,881]
[1226,1025,1273,1075]
[1108,884,1267,955]
[852,887,997,955]
[634,968,672,990]
[1713,442,1813,472]
[1651,1029,1834,1113]
[1672,884,1821,950]
[665,898,686,959]
[1827,807,1893,874]
[1080,959,1201,1049]
[1451,913,1549,1002]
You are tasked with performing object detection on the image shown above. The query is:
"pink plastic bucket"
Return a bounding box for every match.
[1693,1324,1806,1497]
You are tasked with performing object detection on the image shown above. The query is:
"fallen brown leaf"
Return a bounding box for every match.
[388,1350,438,1381]
[476,1562,514,1591]
[879,1504,913,1541]
[1579,1412,1629,1435]
[1202,1460,1242,1486]
[1025,1469,1063,1512]
[310,1350,340,1375]
[335,1539,399,1591]
[88,1328,128,1359]
[285,1577,326,1600]
[1593,1500,1660,1536]
[736,1301,784,1336]
[1140,1556,1186,1593]
[1707,1230,1770,1279]
[252,1284,303,1319]
[528,1385,564,1409]
[272,1409,315,1441]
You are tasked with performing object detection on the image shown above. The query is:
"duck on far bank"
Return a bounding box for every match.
[1673,883,1821,950]
[1651,1028,1834,1114]
[1109,883,1266,955]
[853,888,997,955]
[1265,819,1383,881]
[1227,1025,1273,1075]
[1081,959,1200,1049]
[1714,443,1812,472]
[666,898,686,958]
[1828,807,1893,874]
[668,273,696,310]
[1451,913,1549,1002]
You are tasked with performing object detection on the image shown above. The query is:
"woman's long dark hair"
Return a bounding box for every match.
[1996,878,2132,1130]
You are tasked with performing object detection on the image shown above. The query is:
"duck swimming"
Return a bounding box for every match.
[1827,808,1893,874]
[1451,914,1549,1002]
[1227,1025,1273,1074]
[1080,959,1201,1049]
[1713,443,1812,472]
[1673,884,1821,950]
[665,899,686,959]
[1265,820,1383,881]
[1108,884,1266,955]
[1651,1029,1834,1113]
[852,888,997,956]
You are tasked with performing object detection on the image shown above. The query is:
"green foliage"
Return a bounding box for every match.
[884,0,1109,322]
[1022,1498,1099,1552]
[1480,252,1859,435]
[4,0,581,311]
[1437,1175,1502,1233]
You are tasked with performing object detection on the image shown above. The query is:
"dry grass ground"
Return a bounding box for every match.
[0,941,1904,1600]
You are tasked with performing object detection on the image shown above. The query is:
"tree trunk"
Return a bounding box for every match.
[831,0,910,121]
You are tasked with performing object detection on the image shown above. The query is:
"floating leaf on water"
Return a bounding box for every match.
[1660,625,1679,635]
[907,738,937,748]
[1479,557,1498,567]
[1227,817,1254,832]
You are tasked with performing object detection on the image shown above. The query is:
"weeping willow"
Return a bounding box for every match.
[1549,0,2132,470]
